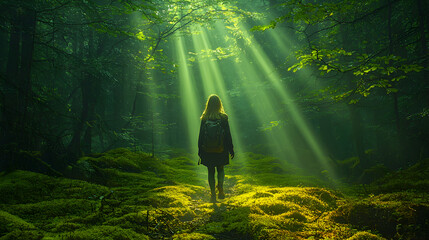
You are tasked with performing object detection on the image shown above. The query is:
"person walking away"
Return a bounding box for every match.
[198,94,234,203]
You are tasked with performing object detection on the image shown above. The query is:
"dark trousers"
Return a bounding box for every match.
[207,165,224,195]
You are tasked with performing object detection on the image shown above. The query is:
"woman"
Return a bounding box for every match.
[198,94,234,203]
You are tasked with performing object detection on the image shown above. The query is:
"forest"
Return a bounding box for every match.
[0,0,428,239]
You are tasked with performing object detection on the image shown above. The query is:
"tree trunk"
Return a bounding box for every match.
[416,0,428,103]
[348,104,367,168]
[2,11,21,146]
[416,0,429,160]
[0,10,20,170]
[0,4,36,170]
[68,34,86,159]
[82,33,105,154]
[318,111,335,159]
[18,7,37,149]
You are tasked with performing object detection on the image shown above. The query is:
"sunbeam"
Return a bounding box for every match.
[174,33,201,154]
[238,21,337,179]
[192,25,246,157]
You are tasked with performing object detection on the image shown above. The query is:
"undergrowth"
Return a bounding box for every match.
[0,148,427,239]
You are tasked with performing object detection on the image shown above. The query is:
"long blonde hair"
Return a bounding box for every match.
[200,94,227,120]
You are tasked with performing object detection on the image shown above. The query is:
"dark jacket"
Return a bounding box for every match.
[198,114,234,167]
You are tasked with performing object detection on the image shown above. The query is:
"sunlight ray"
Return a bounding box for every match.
[210,22,301,164]
[239,22,337,178]
[175,34,201,154]
[191,25,246,164]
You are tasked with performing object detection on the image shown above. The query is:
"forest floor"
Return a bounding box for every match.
[0,148,428,240]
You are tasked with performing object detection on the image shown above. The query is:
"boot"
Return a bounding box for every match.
[210,194,217,203]
[210,188,217,203]
[217,185,225,199]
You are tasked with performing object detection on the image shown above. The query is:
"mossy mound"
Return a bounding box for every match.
[60,225,149,240]
[144,185,206,208]
[73,148,205,187]
[369,158,429,194]
[0,230,44,240]
[7,199,93,224]
[172,232,216,240]
[80,148,154,172]
[208,184,347,239]
[347,231,386,240]
[228,152,327,187]
[0,210,36,233]
[0,210,43,240]
[331,192,429,239]
[0,170,109,205]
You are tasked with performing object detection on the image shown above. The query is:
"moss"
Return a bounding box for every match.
[66,212,105,226]
[97,168,166,187]
[370,158,429,193]
[331,194,429,239]
[257,229,302,240]
[172,232,216,240]
[0,149,427,239]
[146,185,205,208]
[229,152,301,177]
[103,212,149,233]
[60,225,149,240]
[0,170,108,205]
[284,211,307,222]
[226,152,329,187]
[202,206,251,238]
[0,230,44,240]
[0,210,36,234]
[347,231,386,240]
[78,148,157,173]
[220,185,346,239]
[51,222,83,232]
[7,199,93,223]
[358,164,390,184]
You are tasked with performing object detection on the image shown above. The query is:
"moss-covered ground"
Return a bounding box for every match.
[0,148,428,239]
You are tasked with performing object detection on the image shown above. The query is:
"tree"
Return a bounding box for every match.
[252,0,428,168]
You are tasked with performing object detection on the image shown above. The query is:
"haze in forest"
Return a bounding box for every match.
[0,0,428,239]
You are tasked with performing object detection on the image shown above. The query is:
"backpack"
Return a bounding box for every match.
[202,119,225,153]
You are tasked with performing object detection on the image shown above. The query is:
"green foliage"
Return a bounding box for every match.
[252,0,426,105]
[288,49,424,102]
[261,120,281,131]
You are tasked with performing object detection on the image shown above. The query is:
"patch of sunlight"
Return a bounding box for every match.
[147,185,206,209]
[172,232,216,240]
